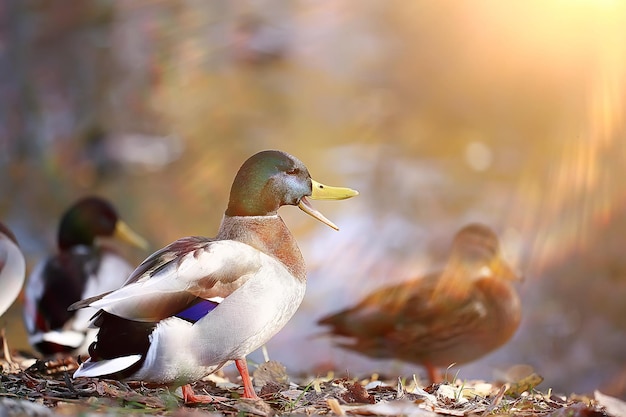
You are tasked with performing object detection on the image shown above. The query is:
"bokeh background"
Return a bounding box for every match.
[2,0,626,399]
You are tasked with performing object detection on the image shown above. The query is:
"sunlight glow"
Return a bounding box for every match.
[528,18,625,272]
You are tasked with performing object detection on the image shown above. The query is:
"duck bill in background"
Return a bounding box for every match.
[298,179,359,231]
[492,259,524,282]
[114,220,149,250]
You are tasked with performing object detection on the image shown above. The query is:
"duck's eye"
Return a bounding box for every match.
[286,168,299,175]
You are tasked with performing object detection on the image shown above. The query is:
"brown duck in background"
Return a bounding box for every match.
[318,223,522,383]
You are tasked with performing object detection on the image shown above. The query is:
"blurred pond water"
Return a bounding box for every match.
[2,0,626,399]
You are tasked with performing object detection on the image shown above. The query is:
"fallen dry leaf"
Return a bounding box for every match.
[505,372,544,396]
[545,402,606,417]
[1,351,621,416]
[345,399,438,416]
[595,390,626,417]
[341,380,375,404]
[253,360,290,388]
[327,398,345,415]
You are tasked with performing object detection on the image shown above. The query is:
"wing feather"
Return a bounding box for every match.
[70,238,264,322]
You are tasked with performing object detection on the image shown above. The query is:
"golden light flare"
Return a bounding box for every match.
[514,1,626,274]
[466,0,626,59]
[418,0,626,276]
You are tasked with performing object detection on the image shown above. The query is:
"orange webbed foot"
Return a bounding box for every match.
[182,384,228,404]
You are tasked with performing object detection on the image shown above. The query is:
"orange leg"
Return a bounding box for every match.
[1,328,14,364]
[425,363,442,384]
[182,384,228,404]
[235,358,260,400]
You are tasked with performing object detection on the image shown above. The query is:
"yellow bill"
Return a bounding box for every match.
[114,220,149,250]
[298,179,358,231]
[492,259,524,282]
[311,180,359,200]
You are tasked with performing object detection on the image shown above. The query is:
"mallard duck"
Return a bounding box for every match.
[0,222,26,317]
[318,223,521,383]
[70,150,358,403]
[23,197,147,355]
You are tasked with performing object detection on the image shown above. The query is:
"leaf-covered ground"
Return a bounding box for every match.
[1,351,623,417]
